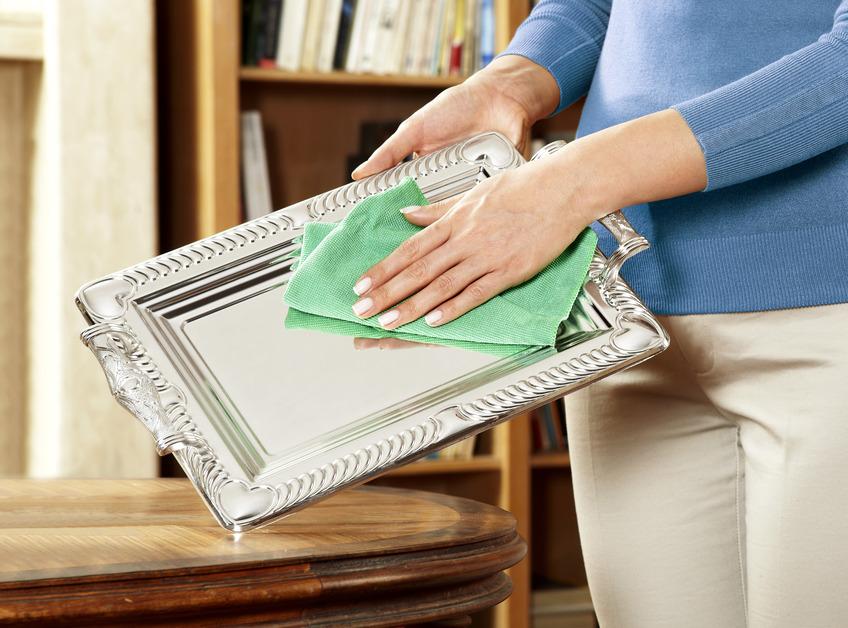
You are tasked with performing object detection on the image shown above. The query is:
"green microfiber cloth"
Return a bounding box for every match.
[285,308,531,357]
[284,177,598,347]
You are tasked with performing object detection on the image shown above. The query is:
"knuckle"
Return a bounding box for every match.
[467,282,488,302]
[408,258,430,281]
[398,237,420,260]
[434,273,455,294]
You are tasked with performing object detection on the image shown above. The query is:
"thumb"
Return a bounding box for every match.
[400,196,459,226]
[352,125,417,180]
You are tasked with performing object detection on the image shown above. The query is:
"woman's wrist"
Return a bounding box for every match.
[547,109,708,223]
[469,55,560,124]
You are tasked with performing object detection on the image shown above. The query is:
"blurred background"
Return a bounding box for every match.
[0,0,589,625]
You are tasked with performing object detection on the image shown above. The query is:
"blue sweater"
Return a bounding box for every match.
[503,0,848,315]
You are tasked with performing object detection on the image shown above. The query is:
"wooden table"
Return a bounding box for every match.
[0,480,525,626]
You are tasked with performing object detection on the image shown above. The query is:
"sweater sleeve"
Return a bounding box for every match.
[499,0,611,115]
[673,1,848,191]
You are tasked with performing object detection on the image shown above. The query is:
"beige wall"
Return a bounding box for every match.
[0,0,158,477]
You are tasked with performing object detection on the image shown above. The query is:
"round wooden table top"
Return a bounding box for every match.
[0,479,525,627]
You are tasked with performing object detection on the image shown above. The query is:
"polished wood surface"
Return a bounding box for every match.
[0,480,524,626]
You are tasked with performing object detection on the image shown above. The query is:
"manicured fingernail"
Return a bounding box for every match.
[400,205,421,214]
[352,297,373,316]
[424,310,443,326]
[378,310,399,327]
[353,276,372,295]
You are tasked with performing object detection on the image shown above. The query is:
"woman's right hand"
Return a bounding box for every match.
[350,55,560,180]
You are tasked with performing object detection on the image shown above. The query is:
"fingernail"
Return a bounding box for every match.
[378,310,399,327]
[353,276,372,295]
[352,163,365,176]
[424,310,443,326]
[352,297,373,316]
[400,205,421,214]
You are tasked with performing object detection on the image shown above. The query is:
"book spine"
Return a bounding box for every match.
[317,0,344,72]
[431,0,448,75]
[438,0,456,76]
[332,0,357,70]
[479,0,494,68]
[259,0,283,67]
[448,0,464,75]
[345,0,371,73]
[358,0,384,73]
[384,0,412,75]
[276,0,308,71]
[461,0,476,76]
[242,0,263,66]
[240,111,273,221]
[300,0,327,72]
[407,0,432,74]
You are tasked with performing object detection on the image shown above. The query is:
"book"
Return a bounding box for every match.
[300,0,327,71]
[317,0,344,72]
[358,0,389,73]
[419,0,445,75]
[345,0,374,72]
[437,0,457,75]
[530,402,569,453]
[448,0,465,75]
[403,0,431,74]
[240,111,273,221]
[258,0,283,68]
[383,0,412,75]
[371,0,403,75]
[333,0,357,70]
[479,0,494,67]
[462,0,478,76]
[242,0,264,66]
[276,0,309,71]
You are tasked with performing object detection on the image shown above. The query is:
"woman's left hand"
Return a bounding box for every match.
[350,158,593,329]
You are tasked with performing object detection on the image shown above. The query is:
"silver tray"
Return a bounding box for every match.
[76,133,669,532]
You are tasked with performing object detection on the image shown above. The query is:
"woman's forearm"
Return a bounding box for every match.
[546,109,708,224]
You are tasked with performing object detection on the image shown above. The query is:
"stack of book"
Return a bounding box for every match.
[531,400,568,453]
[242,0,496,78]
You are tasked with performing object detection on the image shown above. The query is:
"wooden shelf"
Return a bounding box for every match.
[530,452,571,469]
[239,67,464,89]
[384,455,502,477]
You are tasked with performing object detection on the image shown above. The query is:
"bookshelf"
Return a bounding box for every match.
[156,1,590,626]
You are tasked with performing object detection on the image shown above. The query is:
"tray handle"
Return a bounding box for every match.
[530,140,649,290]
[80,322,205,456]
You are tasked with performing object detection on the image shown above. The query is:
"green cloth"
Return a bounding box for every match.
[285,308,530,357]
[284,177,598,348]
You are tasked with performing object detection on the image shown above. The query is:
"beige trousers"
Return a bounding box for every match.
[565,302,848,628]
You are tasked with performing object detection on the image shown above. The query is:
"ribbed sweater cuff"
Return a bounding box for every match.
[674,35,848,191]
[499,3,607,115]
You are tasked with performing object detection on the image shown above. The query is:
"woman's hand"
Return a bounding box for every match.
[351,56,559,179]
[349,109,707,329]
[350,157,592,329]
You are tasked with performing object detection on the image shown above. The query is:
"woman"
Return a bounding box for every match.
[350,2,848,626]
